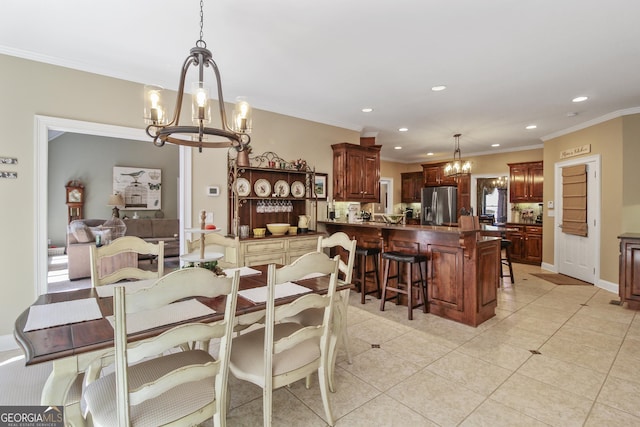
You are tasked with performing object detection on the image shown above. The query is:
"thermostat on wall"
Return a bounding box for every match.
[207,186,220,197]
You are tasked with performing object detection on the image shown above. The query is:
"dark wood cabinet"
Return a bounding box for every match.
[619,233,640,309]
[422,162,457,187]
[506,224,542,264]
[401,172,423,203]
[456,174,471,215]
[508,161,543,203]
[332,143,381,202]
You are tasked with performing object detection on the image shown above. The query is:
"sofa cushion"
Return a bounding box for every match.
[69,221,93,243]
[123,219,153,238]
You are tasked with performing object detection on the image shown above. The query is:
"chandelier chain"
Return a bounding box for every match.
[197,0,206,48]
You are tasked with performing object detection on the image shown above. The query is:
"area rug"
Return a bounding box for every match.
[530,273,592,286]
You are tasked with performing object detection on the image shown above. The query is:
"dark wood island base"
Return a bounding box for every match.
[321,221,501,327]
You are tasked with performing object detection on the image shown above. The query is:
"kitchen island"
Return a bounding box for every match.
[319,220,501,327]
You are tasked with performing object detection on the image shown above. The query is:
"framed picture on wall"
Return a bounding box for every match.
[313,173,328,200]
[113,166,161,210]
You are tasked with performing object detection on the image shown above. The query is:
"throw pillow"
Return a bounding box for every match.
[70,221,93,243]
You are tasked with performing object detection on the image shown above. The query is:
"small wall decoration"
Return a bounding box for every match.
[113,166,161,210]
[0,157,18,165]
[314,173,328,199]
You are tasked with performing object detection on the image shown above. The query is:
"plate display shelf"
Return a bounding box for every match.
[227,150,318,237]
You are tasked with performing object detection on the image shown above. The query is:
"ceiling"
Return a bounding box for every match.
[3,0,640,163]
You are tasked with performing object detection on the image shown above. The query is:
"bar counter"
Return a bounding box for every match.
[319,220,501,327]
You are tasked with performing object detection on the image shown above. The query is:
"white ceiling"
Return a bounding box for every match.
[3,0,640,163]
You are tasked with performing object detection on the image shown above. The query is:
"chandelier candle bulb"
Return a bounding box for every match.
[144,85,165,125]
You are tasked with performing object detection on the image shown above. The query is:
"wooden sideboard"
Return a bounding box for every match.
[322,221,500,326]
[619,233,640,310]
[239,233,319,267]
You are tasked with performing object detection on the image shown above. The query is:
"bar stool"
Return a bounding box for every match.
[500,239,515,284]
[380,251,428,320]
[352,246,381,304]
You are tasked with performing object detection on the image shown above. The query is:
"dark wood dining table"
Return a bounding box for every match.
[14,264,351,426]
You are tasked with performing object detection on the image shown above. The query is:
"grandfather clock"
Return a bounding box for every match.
[65,180,85,223]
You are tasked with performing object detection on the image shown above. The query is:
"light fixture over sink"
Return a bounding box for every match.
[144,0,252,153]
[444,133,471,178]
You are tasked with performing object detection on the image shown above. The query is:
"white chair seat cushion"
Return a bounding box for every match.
[84,350,215,427]
[230,322,320,385]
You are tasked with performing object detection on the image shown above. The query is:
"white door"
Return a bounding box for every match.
[554,156,600,283]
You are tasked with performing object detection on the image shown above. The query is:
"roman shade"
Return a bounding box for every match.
[562,164,588,237]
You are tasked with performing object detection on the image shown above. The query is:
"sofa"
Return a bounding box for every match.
[66,218,179,280]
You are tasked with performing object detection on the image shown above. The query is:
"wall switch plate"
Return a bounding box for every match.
[206,212,214,223]
[548,210,555,217]
[547,201,554,209]
[207,186,220,196]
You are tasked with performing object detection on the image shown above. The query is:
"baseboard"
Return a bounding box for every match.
[0,334,19,352]
[596,278,619,295]
[540,262,556,273]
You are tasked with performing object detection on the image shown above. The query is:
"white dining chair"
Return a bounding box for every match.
[89,235,165,287]
[83,267,240,427]
[186,233,240,269]
[229,251,340,426]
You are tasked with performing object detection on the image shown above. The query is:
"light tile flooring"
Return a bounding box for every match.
[4,262,640,426]
[224,263,640,426]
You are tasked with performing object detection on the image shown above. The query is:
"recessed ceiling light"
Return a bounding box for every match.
[361,107,373,113]
[567,112,578,117]
[426,152,434,156]
[491,143,500,147]
[525,125,537,130]
[431,85,447,92]
[394,146,402,150]
[572,96,588,103]
[398,127,408,132]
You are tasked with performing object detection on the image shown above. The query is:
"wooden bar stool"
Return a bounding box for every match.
[500,239,515,284]
[379,251,428,320]
[352,246,381,304]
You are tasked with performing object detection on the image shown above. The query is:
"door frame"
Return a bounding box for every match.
[34,115,191,296]
[553,154,601,285]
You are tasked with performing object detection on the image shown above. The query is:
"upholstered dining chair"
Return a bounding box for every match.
[89,235,165,287]
[229,252,340,426]
[83,267,240,427]
[186,233,240,269]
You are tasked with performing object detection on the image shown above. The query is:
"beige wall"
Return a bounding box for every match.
[622,114,640,232]
[542,118,624,283]
[0,54,358,337]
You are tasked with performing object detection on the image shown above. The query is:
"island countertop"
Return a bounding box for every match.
[321,220,501,327]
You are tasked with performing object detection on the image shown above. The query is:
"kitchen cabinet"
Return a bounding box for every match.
[401,172,423,203]
[619,233,640,309]
[422,162,458,187]
[457,174,471,215]
[332,143,381,202]
[506,224,542,264]
[508,161,543,203]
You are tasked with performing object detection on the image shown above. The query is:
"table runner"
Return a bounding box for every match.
[238,282,311,303]
[24,298,102,332]
[106,299,215,334]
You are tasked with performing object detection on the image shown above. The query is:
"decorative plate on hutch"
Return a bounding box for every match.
[291,181,305,198]
[254,179,271,197]
[236,177,251,197]
[274,180,290,197]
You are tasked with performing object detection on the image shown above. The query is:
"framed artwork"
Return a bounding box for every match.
[313,173,328,200]
[113,166,161,210]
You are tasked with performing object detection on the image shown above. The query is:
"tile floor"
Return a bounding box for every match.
[5,262,640,426]
[224,263,640,426]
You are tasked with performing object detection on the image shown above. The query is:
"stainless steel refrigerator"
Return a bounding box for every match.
[421,186,457,225]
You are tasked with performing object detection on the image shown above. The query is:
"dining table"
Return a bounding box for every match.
[13,264,351,427]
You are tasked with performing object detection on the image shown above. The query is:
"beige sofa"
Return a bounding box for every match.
[66,218,179,280]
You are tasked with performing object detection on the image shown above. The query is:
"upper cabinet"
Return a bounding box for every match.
[401,172,423,203]
[422,162,458,186]
[508,161,543,203]
[332,143,381,202]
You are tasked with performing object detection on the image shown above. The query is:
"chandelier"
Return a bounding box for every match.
[444,133,471,177]
[144,0,252,153]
